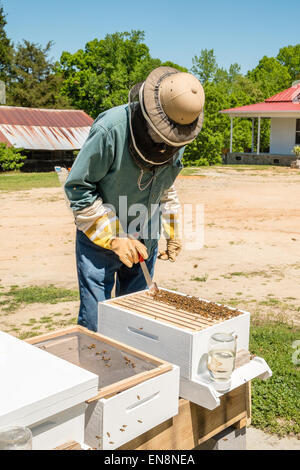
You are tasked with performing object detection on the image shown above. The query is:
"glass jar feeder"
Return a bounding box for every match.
[0,426,32,450]
[207,332,237,391]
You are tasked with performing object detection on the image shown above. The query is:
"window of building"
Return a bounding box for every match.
[296,119,300,144]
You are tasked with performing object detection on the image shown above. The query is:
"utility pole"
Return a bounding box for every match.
[0,81,6,105]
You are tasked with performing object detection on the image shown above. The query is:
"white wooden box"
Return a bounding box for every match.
[0,331,98,450]
[28,326,179,450]
[98,289,250,381]
[98,289,271,410]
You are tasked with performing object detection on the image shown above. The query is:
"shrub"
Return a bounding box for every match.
[292,145,300,158]
[0,143,26,171]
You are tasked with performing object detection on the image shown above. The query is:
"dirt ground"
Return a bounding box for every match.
[0,166,300,337]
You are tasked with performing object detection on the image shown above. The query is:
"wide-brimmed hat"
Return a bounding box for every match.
[141,66,205,147]
[128,66,205,168]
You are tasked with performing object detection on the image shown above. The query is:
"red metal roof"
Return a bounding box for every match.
[0,106,94,150]
[221,101,300,114]
[0,106,93,127]
[221,83,300,116]
[265,83,300,102]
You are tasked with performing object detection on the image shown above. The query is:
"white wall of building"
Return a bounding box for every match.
[270,118,297,154]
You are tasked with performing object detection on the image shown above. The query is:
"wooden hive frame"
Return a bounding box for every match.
[26,325,172,402]
[110,291,241,332]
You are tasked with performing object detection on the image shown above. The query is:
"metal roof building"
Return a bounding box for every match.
[220,83,300,118]
[220,83,300,166]
[0,106,94,171]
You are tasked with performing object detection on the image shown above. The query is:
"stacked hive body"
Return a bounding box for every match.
[98,289,271,410]
[99,289,250,381]
[27,326,179,450]
[1,330,98,450]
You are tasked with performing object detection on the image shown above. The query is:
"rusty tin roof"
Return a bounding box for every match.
[0,106,94,150]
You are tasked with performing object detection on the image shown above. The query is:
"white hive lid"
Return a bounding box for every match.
[0,331,98,427]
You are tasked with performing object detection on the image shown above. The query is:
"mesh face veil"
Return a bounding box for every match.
[128,66,205,168]
[128,82,183,167]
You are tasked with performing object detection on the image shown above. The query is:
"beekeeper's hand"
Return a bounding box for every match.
[158,239,182,262]
[110,238,148,268]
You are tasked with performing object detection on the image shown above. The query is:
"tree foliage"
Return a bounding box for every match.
[0,143,26,171]
[7,40,71,108]
[59,30,186,118]
[247,56,292,99]
[0,6,13,81]
[182,45,298,165]
[191,49,218,84]
[0,2,299,166]
[277,45,300,81]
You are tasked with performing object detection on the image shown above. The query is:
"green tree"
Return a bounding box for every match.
[277,44,300,81]
[7,40,71,108]
[162,61,188,73]
[59,30,185,118]
[0,143,26,171]
[247,56,292,99]
[183,82,227,165]
[59,31,148,117]
[0,5,13,81]
[191,49,218,84]
[184,58,267,165]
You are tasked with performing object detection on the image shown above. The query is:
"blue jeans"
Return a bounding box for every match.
[76,230,158,332]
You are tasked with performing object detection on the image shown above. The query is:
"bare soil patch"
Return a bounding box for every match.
[0,166,299,337]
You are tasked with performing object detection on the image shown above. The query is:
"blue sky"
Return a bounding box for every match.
[3,0,300,74]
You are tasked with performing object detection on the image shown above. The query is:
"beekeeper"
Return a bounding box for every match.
[65,67,205,331]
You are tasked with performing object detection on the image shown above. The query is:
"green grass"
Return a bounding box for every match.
[250,320,300,437]
[222,270,274,279]
[0,171,60,191]
[18,331,42,340]
[0,285,79,312]
[191,274,208,282]
[180,168,201,176]
[215,164,286,170]
[258,298,282,307]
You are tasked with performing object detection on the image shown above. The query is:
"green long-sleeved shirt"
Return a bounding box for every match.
[65,104,184,254]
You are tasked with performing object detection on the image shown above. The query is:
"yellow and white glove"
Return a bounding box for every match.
[158,185,182,262]
[158,238,182,262]
[110,238,148,268]
[74,199,148,268]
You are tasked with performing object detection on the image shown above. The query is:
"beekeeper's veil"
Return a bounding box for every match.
[128,66,205,169]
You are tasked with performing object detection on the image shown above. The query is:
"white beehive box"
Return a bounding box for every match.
[98,289,271,410]
[0,331,98,450]
[28,326,179,450]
